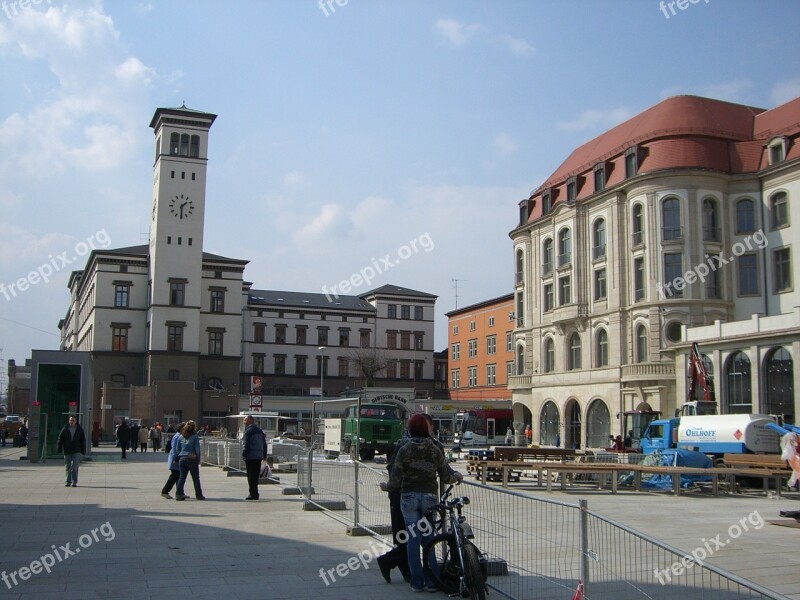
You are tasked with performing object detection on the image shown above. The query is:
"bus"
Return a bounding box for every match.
[454,409,514,447]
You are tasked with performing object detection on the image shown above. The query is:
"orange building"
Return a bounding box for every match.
[446,294,515,405]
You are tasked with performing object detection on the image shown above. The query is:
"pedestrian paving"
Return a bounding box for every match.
[0,444,415,600]
[2,443,798,599]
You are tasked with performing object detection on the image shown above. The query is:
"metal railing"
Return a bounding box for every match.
[297,451,787,600]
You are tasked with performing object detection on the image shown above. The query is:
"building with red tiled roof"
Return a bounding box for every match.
[509,95,799,449]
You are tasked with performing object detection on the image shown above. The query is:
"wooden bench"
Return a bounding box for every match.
[722,453,788,470]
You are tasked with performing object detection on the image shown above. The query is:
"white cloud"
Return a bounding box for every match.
[435,18,482,47]
[558,107,633,132]
[499,34,535,57]
[0,4,154,178]
[292,203,343,242]
[491,132,518,158]
[770,78,800,107]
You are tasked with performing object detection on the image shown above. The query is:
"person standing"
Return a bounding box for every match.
[174,420,205,500]
[116,420,131,459]
[149,425,162,452]
[138,425,149,452]
[385,414,462,593]
[0,424,7,447]
[505,426,514,446]
[242,415,266,500]
[130,422,140,453]
[56,416,86,487]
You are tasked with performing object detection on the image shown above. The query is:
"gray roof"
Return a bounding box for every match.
[361,284,437,300]
[247,289,375,312]
[93,245,247,264]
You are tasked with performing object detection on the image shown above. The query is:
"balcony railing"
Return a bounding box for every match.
[592,244,606,260]
[515,271,524,285]
[632,230,643,246]
[621,362,676,381]
[662,226,683,242]
[542,261,553,276]
[558,252,572,268]
[703,227,721,242]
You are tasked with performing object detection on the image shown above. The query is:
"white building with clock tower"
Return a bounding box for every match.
[58,105,248,434]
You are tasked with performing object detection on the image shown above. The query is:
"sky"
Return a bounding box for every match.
[0,0,799,384]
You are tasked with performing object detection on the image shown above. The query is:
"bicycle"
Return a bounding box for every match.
[423,485,488,599]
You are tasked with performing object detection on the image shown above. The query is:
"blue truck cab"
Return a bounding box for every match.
[640,418,679,455]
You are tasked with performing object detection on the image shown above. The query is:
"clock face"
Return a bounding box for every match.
[169,194,195,219]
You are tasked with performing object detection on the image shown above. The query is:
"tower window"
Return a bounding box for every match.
[178,237,182,245]
[192,173,196,181]
[171,171,175,179]
[180,134,189,156]
[188,238,192,246]
[170,133,179,155]
[190,135,200,158]
[181,172,185,180]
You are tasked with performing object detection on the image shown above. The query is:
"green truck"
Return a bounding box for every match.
[332,403,404,461]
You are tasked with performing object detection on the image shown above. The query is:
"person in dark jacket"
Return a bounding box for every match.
[385,414,462,592]
[241,415,267,500]
[116,420,131,459]
[130,422,141,452]
[56,416,87,487]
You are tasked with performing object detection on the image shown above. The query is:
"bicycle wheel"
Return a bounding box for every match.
[423,533,461,594]
[463,542,487,600]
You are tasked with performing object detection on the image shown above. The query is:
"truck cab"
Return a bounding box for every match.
[640,418,679,454]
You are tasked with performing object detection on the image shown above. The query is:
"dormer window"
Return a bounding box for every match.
[625,146,639,178]
[542,190,553,215]
[593,162,606,192]
[768,136,788,165]
[518,198,533,226]
[566,177,577,202]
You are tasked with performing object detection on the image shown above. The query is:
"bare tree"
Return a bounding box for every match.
[347,347,392,387]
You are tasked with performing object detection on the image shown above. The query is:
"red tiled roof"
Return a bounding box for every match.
[535,96,766,195]
[754,97,800,139]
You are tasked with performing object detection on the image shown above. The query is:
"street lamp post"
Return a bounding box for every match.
[314,346,326,448]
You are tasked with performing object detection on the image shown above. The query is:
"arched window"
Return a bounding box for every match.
[543,338,555,373]
[516,249,524,284]
[725,352,752,414]
[586,400,611,448]
[190,135,200,158]
[170,133,179,155]
[566,400,582,449]
[593,218,606,259]
[770,191,789,229]
[662,197,681,240]
[568,333,581,370]
[542,238,554,275]
[765,347,794,420]
[635,324,647,363]
[632,204,644,246]
[736,199,755,234]
[516,345,525,376]
[703,198,720,241]
[558,228,571,267]
[180,133,190,157]
[539,401,560,446]
[595,329,608,367]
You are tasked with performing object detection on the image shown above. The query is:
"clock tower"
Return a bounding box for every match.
[147,106,217,376]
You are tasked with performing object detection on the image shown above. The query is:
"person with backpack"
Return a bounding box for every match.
[242,415,267,500]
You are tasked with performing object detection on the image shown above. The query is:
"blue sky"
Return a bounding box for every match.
[0,0,799,373]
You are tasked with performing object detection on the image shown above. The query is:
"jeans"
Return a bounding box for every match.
[400,491,437,590]
[64,452,81,484]
[177,456,203,498]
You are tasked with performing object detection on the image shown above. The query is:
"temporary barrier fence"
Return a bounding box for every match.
[297,449,787,600]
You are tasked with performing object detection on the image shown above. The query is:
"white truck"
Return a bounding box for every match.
[641,414,782,457]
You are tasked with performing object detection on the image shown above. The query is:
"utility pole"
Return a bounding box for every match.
[452,278,467,310]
